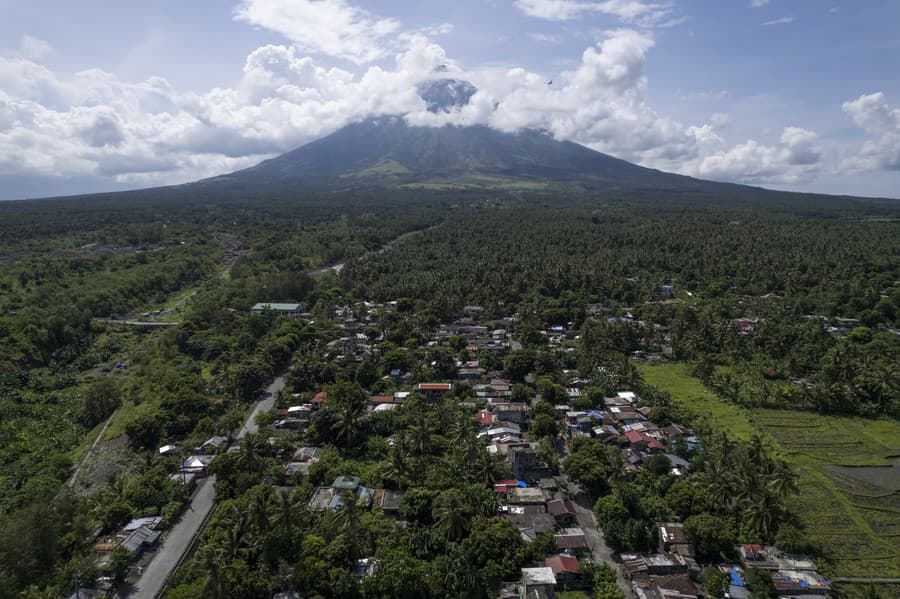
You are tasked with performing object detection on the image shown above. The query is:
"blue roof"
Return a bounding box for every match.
[586,410,604,419]
[729,568,744,586]
[517,480,527,488]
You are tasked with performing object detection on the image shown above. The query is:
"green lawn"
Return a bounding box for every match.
[639,362,900,579]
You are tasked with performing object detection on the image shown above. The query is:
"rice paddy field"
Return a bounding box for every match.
[639,363,900,580]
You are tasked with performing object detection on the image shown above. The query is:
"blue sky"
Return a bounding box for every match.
[0,0,898,199]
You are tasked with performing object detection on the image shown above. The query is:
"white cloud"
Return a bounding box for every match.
[514,0,681,28]
[696,127,822,184]
[233,0,400,64]
[842,92,900,171]
[750,0,770,7]
[761,16,795,26]
[0,12,857,196]
[18,35,53,61]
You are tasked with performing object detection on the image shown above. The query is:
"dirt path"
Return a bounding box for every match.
[65,409,118,489]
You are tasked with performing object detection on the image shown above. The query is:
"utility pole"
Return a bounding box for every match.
[74,569,81,599]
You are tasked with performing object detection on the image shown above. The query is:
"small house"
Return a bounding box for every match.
[250,302,306,317]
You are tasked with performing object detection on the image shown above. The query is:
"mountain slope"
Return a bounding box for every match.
[207,116,733,193]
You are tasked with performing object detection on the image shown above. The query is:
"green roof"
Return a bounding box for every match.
[251,303,301,311]
[332,475,361,490]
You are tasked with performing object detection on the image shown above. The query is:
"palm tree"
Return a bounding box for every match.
[385,439,411,489]
[473,449,503,486]
[699,461,732,514]
[744,491,781,542]
[329,491,361,536]
[330,382,368,448]
[409,416,433,455]
[433,489,472,544]
[248,488,272,534]
[271,490,308,531]
[237,433,268,472]
[767,462,799,499]
[198,547,224,598]
[434,502,469,544]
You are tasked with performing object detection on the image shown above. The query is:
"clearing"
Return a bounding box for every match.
[639,362,900,579]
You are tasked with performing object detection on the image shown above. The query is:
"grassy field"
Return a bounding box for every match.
[638,362,900,579]
[638,363,762,440]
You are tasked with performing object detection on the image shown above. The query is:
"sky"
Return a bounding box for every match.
[1,0,898,200]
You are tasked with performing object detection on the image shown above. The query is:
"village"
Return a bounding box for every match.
[79,295,835,599]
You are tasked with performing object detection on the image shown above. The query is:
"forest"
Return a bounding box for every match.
[0,187,896,598]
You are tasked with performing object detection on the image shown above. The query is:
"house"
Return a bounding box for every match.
[491,402,529,424]
[458,367,486,382]
[370,395,395,405]
[664,454,691,475]
[521,567,557,598]
[416,383,453,401]
[653,575,699,599]
[625,431,665,452]
[333,475,361,491]
[477,410,495,428]
[546,499,577,526]
[622,553,694,578]
[197,435,230,453]
[372,489,404,517]
[120,524,161,557]
[734,317,760,335]
[544,554,582,588]
[508,487,546,505]
[771,570,831,596]
[505,512,557,538]
[657,523,694,557]
[661,285,675,299]
[509,445,552,481]
[554,528,590,554]
[309,487,336,510]
[181,454,215,476]
[738,544,765,563]
[311,391,328,406]
[250,302,306,317]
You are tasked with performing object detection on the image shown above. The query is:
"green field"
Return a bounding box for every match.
[639,363,900,579]
[638,363,763,441]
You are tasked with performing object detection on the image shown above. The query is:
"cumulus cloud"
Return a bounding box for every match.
[514,0,682,28]
[234,0,400,64]
[842,92,900,171]
[696,127,822,184]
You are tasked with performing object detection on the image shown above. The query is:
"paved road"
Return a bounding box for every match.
[92,318,179,328]
[564,480,633,597]
[126,476,216,599]
[125,375,284,598]
[238,375,284,438]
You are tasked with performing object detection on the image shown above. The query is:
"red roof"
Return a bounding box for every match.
[624,430,645,443]
[371,395,394,404]
[477,410,494,425]
[545,554,580,574]
[492,479,518,493]
[311,391,328,403]
[646,437,665,451]
[417,383,452,390]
